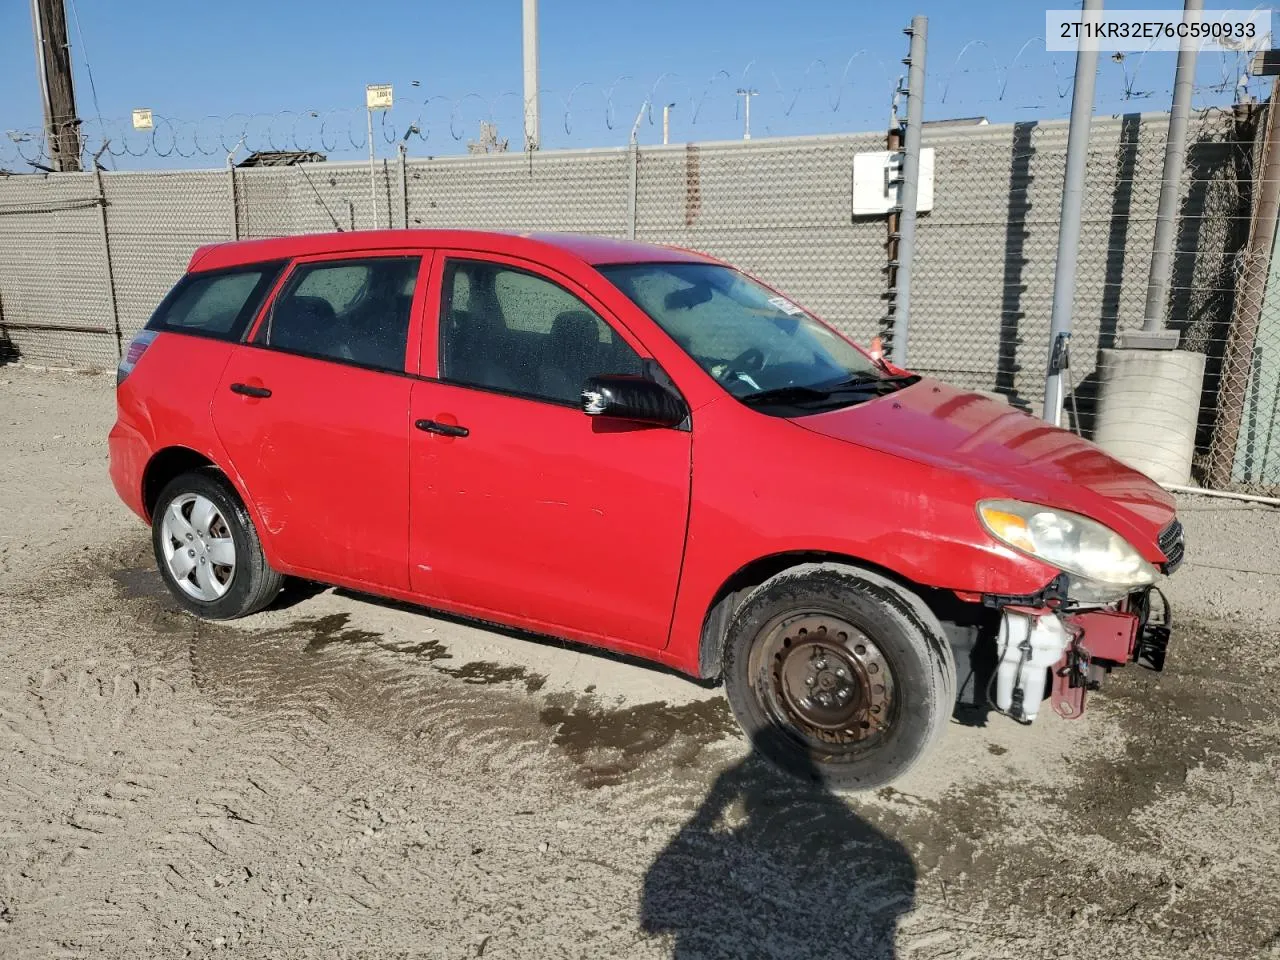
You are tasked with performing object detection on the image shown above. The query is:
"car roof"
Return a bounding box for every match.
[187,229,720,273]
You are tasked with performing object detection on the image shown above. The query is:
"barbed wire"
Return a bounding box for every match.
[0,38,1268,169]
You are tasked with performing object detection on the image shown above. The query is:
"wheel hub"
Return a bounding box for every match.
[159,493,237,602]
[756,613,896,746]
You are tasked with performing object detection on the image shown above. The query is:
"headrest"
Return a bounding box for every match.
[550,310,600,345]
[279,295,336,327]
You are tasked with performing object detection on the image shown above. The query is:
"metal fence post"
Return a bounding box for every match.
[367,107,379,230]
[1131,0,1202,346]
[399,144,409,229]
[91,160,123,360]
[892,15,927,368]
[627,142,639,240]
[226,156,240,241]
[1042,0,1102,425]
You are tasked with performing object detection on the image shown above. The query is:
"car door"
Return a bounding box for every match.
[407,252,692,652]
[211,250,429,590]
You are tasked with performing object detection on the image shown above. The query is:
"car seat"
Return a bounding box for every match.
[269,295,347,359]
[538,310,602,403]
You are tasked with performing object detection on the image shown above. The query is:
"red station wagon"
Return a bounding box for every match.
[109,230,1183,788]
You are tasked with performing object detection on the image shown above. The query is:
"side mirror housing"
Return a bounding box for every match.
[580,375,688,427]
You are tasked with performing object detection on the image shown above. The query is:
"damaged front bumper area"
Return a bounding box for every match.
[990,588,1172,723]
[950,516,1182,724]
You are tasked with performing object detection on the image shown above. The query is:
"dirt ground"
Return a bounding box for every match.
[1,364,1278,959]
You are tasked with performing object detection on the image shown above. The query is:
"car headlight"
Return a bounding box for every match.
[977,499,1157,601]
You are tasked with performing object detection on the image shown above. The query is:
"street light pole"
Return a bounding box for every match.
[522,0,540,150]
[736,88,758,140]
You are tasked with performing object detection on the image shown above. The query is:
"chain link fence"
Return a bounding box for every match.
[1207,100,1280,493]
[0,107,1274,493]
[913,107,1262,492]
[0,172,114,367]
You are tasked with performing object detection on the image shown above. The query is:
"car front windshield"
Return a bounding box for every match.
[599,262,884,403]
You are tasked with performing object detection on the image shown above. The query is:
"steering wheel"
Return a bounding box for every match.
[719,346,766,383]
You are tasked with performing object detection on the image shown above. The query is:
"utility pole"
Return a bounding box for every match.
[522,0,540,150]
[1042,0,1102,425]
[30,0,81,171]
[736,88,758,140]
[891,15,928,368]
[1130,0,1202,347]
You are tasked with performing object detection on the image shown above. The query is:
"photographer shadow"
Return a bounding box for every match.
[641,732,916,959]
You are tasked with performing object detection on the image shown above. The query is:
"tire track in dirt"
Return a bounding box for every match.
[102,554,1278,958]
[0,657,246,952]
[3,526,1277,958]
[109,550,741,805]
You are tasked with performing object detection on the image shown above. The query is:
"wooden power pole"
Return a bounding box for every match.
[31,0,81,172]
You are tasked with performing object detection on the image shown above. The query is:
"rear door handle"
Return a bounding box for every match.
[415,418,469,438]
[230,382,272,399]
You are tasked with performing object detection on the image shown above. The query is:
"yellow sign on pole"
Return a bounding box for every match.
[131,108,154,131]
[365,84,394,111]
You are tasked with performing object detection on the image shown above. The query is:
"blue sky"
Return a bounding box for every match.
[0,0,1270,169]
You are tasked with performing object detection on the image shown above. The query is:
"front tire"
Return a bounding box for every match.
[722,563,955,790]
[151,470,282,620]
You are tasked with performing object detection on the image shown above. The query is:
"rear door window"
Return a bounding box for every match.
[147,262,285,340]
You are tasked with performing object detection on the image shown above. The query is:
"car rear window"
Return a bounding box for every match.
[146,261,285,340]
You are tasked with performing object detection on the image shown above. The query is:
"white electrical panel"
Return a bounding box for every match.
[852,148,935,216]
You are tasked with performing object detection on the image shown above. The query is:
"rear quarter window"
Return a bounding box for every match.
[146,261,285,340]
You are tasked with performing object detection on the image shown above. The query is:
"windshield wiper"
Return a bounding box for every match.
[741,373,920,408]
[822,372,920,390]
[740,384,835,406]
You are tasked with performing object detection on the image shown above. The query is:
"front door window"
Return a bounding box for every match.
[439,259,643,404]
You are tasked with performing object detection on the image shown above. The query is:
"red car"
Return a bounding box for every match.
[109,230,1182,788]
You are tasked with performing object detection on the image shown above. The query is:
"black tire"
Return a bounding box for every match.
[151,470,283,620]
[722,562,955,790]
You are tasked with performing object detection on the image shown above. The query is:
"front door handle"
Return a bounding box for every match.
[230,382,272,399]
[415,418,469,438]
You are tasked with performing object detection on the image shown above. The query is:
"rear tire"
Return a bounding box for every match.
[722,563,955,790]
[151,470,282,620]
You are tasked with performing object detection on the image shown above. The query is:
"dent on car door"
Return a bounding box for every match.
[211,252,428,589]
[408,254,693,652]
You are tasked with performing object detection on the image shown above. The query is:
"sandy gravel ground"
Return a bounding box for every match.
[1,365,1277,959]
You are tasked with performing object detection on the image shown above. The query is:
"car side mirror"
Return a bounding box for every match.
[580,375,687,427]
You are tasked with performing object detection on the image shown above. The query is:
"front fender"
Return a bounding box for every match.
[664,400,1057,673]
